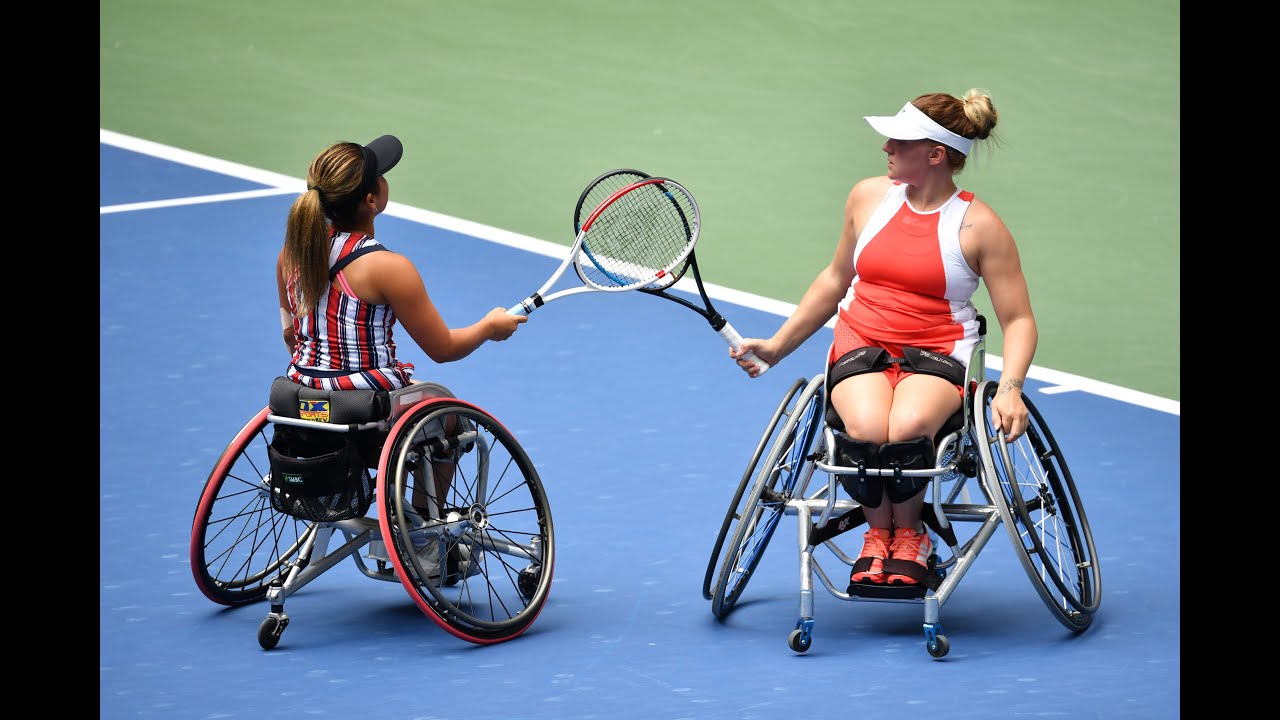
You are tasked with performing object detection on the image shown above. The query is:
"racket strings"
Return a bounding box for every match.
[579,183,696,289]
[577,174,644,225]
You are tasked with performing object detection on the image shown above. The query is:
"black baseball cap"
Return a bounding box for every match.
[356,135,403,197]
[364,135,403,175]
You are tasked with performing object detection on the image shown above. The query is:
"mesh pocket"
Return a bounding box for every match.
[267,427,374,523]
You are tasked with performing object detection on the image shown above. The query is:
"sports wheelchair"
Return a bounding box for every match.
[703,316,1100,658]
[189,378,555,650]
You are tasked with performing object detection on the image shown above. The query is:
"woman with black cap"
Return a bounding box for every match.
[274,136,527,574]
[276,135,525,392]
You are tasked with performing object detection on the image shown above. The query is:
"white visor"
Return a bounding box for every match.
[863,102,973,157]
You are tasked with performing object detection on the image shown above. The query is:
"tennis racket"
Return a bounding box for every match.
[572,168,769,374]
[508,174,700,318]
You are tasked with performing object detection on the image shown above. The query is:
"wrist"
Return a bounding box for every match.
[996,377,1024,396]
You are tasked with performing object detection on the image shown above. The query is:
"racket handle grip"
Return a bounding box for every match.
[508,294,543,316]
[716,322,771,375]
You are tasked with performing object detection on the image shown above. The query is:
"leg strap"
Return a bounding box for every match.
[827,347,894,393]
[828,346,966,392]
[900,347,966,386]
[881,557,929,585]
[833,431,884,508]
[850,555,880,577]
[880,437,935,504]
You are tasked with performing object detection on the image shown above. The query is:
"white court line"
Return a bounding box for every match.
[100,187,300,214]
[99,128,1180,417]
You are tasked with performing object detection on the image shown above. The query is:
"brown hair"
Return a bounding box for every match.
[912,88,1000,172]
[281,142,367,316]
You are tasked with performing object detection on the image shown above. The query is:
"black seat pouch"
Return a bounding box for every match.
[265,377,389,522]
[267,425,374,522]
[833,431,884,508]
[880,437,935,504]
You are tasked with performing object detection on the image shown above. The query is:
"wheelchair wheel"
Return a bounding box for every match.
[974,380,1102,632]
[702,377,807,601]
[190,408,312,605]
[709,376,823,620]
[378,399,554,644]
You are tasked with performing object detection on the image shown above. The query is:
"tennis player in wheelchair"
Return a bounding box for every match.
[730,88,1037,590]
[276,134,526,563]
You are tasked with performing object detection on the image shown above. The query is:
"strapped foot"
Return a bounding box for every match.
[883,527,932,586]
[848,528,892,588]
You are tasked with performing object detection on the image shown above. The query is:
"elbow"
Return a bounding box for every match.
[418,329,484,364]
[416,331,461,364]
[425,343,471,364]
[1007,316,1038,353]
[424,349,457,364]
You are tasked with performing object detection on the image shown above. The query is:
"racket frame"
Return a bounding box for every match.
[508,176,697,315]
[570,170,770,374]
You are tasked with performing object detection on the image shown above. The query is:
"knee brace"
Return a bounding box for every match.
[833,431,884,508]
[880,437,935,504]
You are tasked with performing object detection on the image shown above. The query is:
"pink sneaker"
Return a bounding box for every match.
[884,527,932,586]
[849,528,892,585]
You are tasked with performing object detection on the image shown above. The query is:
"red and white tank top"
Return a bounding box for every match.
[836,181,981,368]
[284,231,415,390]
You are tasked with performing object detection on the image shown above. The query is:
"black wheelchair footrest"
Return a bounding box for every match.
[845,582,927,600]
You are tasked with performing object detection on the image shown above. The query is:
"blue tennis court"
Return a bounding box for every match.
[100,132,1180,719]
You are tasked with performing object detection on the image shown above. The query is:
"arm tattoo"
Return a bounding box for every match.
[997,377,1024,397]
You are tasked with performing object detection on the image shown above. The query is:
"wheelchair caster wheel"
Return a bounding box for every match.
[927,634,950,658]
[789,618,814,653]
[788,628,812,653]
[258,614,288,650]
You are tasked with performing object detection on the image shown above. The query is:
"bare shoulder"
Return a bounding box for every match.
[345,247,423,303]
[845,176,891,217]
[850,175,891,203]
[959,196,1020,276]
[962,196,1013,240]
[356,246,412,270]
[363,248,420,281]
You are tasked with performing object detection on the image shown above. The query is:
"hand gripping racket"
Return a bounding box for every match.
[571,168,769,373]
[508,174,699,317]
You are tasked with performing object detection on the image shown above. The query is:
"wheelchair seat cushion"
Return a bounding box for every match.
[268,376,391,425]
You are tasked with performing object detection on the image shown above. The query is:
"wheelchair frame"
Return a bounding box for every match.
[703,318,1101,658]
[189,383,555,650]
